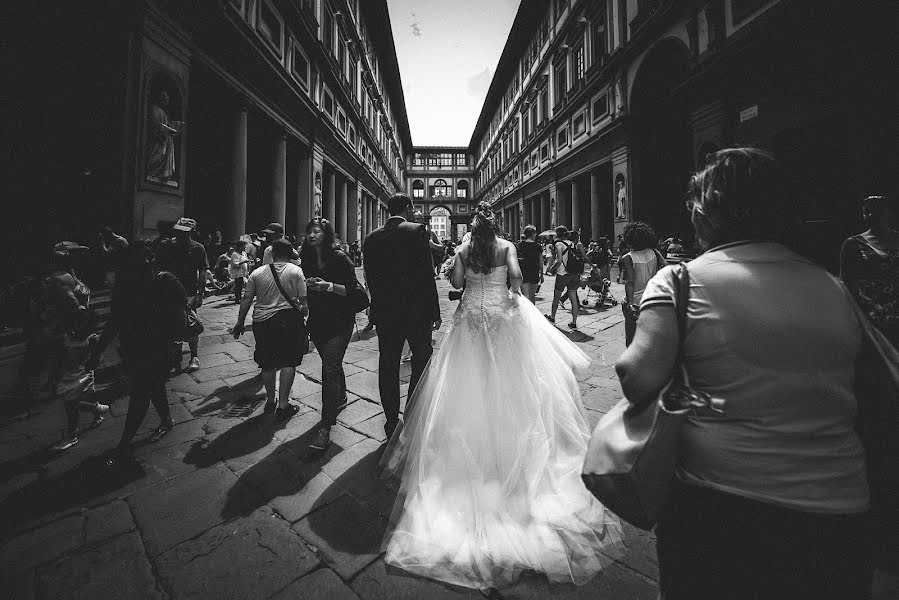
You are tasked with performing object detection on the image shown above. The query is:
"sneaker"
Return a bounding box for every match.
[150,419,175,442]
[307,426,331,451]
[90,403,110,428]
[185,357,201,372]
[568,322,578,329]
[275,404,300,422]
[52,435,79,451]
[545,315,555,323]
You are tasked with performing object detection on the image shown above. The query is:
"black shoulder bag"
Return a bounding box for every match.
[269,264,310,355]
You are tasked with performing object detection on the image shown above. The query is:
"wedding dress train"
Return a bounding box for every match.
[380,265,622,590]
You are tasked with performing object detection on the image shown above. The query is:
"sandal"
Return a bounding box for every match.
[568,322,578,329]
[150,419,175,442]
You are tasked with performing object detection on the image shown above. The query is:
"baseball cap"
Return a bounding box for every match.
[173,217,197,232]
[261,222,284,236]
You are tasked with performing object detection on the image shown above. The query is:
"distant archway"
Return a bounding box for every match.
[630,37,692,238]
[430,206,451,240]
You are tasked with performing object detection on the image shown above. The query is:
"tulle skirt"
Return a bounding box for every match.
[379,292,623,590]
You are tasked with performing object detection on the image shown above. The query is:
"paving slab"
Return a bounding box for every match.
[350,559,483,600]
[192,359,259,383]
[497,563,657,599]
[344,371,381,401]
[272,567,361,600]
[34,530,163,600]
[84,499,135,545]
[0,512,84,573]
[292,493,388,580]
[127,463,260,557]
[337,398,385,427]
[154,507,319,600]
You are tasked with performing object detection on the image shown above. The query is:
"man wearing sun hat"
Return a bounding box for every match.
[159,217,210,372]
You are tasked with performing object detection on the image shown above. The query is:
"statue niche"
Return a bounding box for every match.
[145,74,183,187]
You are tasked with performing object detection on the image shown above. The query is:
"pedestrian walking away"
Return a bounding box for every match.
[232,239,308,421]
[363,193,441,440]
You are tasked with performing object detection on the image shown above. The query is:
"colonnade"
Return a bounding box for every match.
[225,105,385,245]
[509,167,612,242]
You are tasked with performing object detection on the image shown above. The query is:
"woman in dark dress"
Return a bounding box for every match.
[840,195,899,348]
[300,218,362,452]
[517,225,544,304]
[89,241,186,467]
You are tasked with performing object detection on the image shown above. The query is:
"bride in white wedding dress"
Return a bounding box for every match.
[379,202,623,591]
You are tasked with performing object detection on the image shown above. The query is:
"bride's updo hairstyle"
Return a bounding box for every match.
[467,200,501,274]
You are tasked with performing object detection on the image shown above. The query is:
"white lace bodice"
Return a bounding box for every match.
[453,265,519,336]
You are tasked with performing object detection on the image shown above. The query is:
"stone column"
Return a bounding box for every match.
[295,152,312,236]
[542,192,551,231]
[362,194,369,237]
[271,132,287,226]
[571,179,581,233]
[326,169,336,223]
[229,106,248,240]
[349,183,359,244]
[338,177,348,244]
[590,170,601,243]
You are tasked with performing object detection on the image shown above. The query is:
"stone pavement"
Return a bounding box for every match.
[0,269,658,599]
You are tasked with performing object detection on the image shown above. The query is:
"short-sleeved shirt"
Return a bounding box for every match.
[229,251,249,279]
[160,239,208,296]
[516,240,543,283]
[640,241,869,514]
[244,262,306,323]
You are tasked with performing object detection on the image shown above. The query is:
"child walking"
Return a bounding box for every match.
[52,309,109,451]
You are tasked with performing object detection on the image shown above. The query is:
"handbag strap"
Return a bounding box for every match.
[671,262,690,385]
[269,264,303,315]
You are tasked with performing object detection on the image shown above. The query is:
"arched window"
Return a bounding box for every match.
[412,179,424,198]
[430,179,452,197]
[456,180,469,199]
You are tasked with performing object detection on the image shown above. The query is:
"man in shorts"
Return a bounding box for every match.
[158,217,210,372]
[546,225,586,329]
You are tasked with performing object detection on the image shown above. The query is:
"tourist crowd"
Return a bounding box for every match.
[1,146,896,598]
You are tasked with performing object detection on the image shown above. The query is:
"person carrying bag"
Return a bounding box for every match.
[582,262,724,530]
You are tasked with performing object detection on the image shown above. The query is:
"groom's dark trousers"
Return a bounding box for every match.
[363,216,440,426]
[376,320,432,423]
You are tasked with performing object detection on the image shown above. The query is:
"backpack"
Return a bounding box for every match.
[561,241,585,275]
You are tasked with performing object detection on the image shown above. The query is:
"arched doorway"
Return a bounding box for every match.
[429,206,451,241]
[629,38,693,239]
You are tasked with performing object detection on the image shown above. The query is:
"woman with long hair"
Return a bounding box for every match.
[380,200,622,591]
[299,218,362,452]
[618,222,667,346]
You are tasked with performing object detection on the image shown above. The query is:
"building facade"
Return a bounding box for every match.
[7,0,412,258]
[405,147,476,242]
[469,0,897,267]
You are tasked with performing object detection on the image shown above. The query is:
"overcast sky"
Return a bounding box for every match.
[386,0,520,147]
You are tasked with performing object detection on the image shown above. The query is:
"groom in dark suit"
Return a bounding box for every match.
[363,194,441,438]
